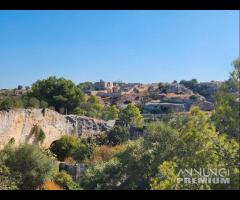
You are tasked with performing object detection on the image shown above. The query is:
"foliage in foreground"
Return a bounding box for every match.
[212,58,240,140]
[0,144,58,190]
[79,107,239,190]
[54,171,81,190]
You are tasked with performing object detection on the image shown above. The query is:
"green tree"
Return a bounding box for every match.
[101,105,119,120]
[118,104,144,128]
[76,95,104,119]
[78,82,95,93]
[150,106,240,190]
[179,79,198,90]
[231,58,240,88]
[17,85,23,90]
[212,58,240,139]
[31,76,86,113]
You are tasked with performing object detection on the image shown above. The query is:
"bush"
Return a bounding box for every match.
[179,79,198,90]
[54,171,73,188]
[0,97,24,110]
[37,180,63,190]
[0,97,14,110]
[88,145,126,164]
[4,144,58,190]
[105,126,130,146]
[50,136,80,161]
[73,138,96,162]
[50,136,96,162]
[40,100,48,108]
[26,97,40,108]
[37,129,46,144]
[54,171,80,190]
[0,162,20,190]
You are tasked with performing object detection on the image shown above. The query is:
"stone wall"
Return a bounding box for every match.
[142,102,186,114]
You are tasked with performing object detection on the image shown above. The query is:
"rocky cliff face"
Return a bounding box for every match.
[0,109,115,149]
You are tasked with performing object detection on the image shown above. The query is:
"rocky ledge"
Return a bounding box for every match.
[0,108,115,149]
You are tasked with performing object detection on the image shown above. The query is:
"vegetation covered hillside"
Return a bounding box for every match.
[0,58,239,190]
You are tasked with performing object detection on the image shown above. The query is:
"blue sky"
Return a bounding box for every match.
[0,10,239,89]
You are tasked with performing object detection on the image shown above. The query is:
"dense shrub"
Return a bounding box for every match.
[2,144,58,190]
[87,145,125,164]
[50,136,96,162]
[0,97,15,110]
[0,162,20,190]
[37,180,63,190]
[50,136,80,161]
[104,126,130,146]
[54,171,80,190]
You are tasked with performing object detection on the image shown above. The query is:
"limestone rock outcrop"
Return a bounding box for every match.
[191,81,222,102]
[162,83,194,94]
[0,109,115,149]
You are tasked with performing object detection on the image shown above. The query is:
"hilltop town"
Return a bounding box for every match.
[0,79,223,116]
[80,79,221,113]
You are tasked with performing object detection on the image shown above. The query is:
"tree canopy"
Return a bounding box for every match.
[31,76,86,114]
[118,104,144,128]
